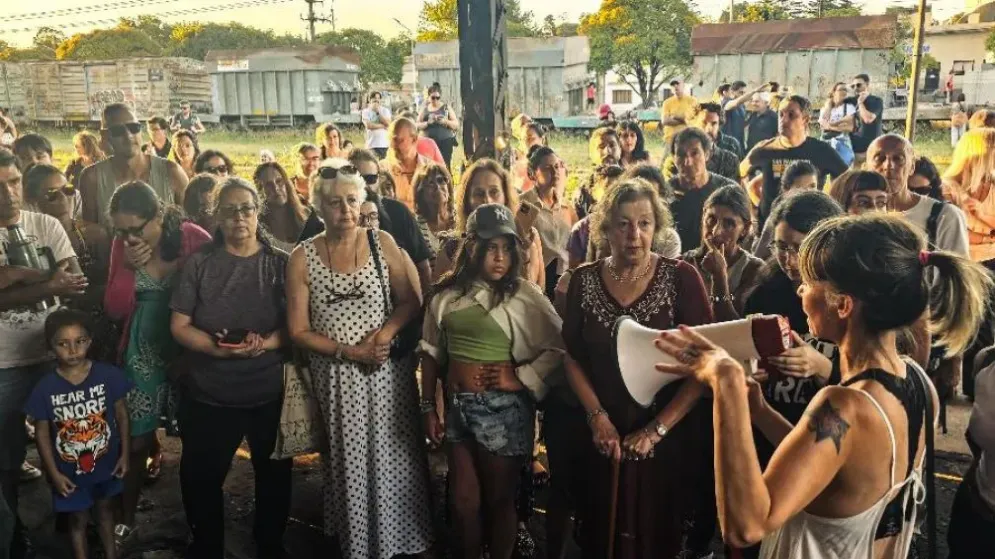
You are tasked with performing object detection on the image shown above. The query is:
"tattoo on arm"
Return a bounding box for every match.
[807,399,850,454]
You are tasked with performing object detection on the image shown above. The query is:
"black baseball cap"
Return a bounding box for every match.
[466,203,519,240]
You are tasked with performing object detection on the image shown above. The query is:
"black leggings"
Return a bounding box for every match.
[436,137,457,171]
[948,464,995,558]
[179,397,292,559]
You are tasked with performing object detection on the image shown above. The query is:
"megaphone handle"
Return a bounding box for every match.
[607,456,620,559]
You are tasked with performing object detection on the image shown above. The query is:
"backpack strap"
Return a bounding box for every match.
[926,200,945,249]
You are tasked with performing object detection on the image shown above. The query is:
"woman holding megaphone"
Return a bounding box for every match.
[562,179,717,558]
[654,213,989,558]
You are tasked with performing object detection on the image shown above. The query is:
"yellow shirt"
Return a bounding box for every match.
[661,95,699,143]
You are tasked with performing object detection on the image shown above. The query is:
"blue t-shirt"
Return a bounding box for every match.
[722,98,747,147]
[24,362,132,485]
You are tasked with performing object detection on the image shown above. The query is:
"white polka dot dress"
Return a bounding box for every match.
[303,235,434,558]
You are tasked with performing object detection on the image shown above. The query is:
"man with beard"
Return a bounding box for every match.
[80,104,187,228]
[0,149,87,559]
[668,127,738,251]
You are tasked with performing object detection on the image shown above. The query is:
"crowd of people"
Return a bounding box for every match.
[1,68,995,559]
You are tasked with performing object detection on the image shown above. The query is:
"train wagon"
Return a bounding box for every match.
[205,46,362,128]
[413,36,591,123]
[0,57,213,124]
[691,15,898,106]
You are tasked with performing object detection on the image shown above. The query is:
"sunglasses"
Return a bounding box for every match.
[430,96,441,101]
[218,204,258,219]
[104,122,142,137]
[318,165,358,180]
[44,185,75,201]
[361,173,379,186]
[113,216,153,239]
[204,164,228,175]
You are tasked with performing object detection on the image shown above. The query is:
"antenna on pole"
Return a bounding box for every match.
[301,0,332,41]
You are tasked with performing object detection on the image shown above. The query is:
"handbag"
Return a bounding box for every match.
[367,228,423,358]
[270,353,328,459]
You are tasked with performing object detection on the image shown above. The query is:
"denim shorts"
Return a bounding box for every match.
[54,476,123,513]
[0,362,50,471]
[446,390,535,457]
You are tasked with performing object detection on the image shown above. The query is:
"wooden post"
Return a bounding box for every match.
[458,0,508,164]
[904,0,928,142]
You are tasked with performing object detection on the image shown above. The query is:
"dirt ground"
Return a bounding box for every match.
[18,398,976,559]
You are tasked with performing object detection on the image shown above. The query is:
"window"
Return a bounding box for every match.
[612,89,633,104]
[952,60,976,75]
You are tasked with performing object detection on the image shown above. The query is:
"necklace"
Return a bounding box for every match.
[607,256,652,283]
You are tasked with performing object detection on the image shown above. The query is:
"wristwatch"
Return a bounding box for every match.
[653,420,669,439]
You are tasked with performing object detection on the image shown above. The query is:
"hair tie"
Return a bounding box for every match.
[919,250,933,267]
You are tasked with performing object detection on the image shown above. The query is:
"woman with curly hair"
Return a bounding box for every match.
[253,161,320,253]
[65,130,106,189]
[170,130,199,180]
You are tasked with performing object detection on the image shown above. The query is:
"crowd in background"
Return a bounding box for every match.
[1,69,995,559]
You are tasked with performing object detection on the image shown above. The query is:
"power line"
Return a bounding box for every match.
[301,0,332,42]
[6,0,180,22]
[0,0,295,35]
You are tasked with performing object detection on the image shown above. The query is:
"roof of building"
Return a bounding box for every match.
[691,15,898,55]
[925,21,995,35]
[204,46,360,65]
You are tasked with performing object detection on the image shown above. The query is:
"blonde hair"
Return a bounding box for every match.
[73,130,106,163]
[968,109,995,130]
[943,128,995,199]
[800,213,992,355]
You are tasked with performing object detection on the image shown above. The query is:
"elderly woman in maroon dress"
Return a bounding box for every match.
[562,178,716,558]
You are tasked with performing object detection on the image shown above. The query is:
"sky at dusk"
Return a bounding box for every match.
[0,0,968,48]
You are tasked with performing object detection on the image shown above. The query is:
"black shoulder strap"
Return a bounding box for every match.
[367,228,392,313]
[926,200,945,248]
[908,362,937,559]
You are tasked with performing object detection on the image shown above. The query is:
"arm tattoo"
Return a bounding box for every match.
[807,399,850,454]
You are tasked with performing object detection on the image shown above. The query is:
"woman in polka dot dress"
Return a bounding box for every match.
[287,159,433,558]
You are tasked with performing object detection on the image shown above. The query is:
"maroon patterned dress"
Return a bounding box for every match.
[563,257,717,559]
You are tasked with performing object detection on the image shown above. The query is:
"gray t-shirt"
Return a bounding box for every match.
[171,245,288,407]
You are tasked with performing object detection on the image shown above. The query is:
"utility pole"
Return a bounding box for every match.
[729,0,734,23]
[458,0,508,163]
[904,0,928,141]
[301,0,332,42]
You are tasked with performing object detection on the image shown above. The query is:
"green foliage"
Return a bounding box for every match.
[719,0,792,23]
[56,27,164,60]
[315,28,408,87]
[581,0,699,106]
[168,22,304,60]
[416,0,541,41]
[986,28,995,57]
[541,15,581,37]
[32,28,66,55]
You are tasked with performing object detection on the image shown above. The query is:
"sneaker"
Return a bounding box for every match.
[514,526,536,558]
[19,461,42,482]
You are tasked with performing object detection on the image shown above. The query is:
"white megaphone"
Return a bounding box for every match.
[613,314,792,407]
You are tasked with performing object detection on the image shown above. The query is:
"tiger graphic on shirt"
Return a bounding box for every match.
[55,413,111,475]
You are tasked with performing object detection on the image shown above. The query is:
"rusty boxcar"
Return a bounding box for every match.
[691,15,898,106]
[0,57,213,124]
[205,46,362,127]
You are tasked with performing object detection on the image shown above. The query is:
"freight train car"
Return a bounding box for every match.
[0,57,213,124]
[205,46,361,128]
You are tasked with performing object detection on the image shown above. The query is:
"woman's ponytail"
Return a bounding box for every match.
[926,251,994,355]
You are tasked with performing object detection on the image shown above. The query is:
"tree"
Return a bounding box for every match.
[56,27,164,60]
[581,0,699,107]
[32,28,66,55]
[542,14,580,37]
[719,0,793,22]
[799,0,861,18]
[168,22,303,60]
[416,0,541,41]
[118,16,174,50]
[315,28,407,87]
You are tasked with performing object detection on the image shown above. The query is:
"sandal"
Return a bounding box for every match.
[146,450,163,482]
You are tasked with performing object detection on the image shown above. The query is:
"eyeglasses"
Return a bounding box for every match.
[318,165,358,180]
[113,216,153,239]
[359,211,380,227]
[44,185,75,201]
[104,122,142,138]
[322,278,364,305]
[769,241,801,257]
[361,173,379,186]
[218,204,258,219]
[430,95,441,101]
[204,164,228,175]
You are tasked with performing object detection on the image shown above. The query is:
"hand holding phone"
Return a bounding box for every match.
[216,328,249,348]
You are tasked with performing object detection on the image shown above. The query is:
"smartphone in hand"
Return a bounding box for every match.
[217,329,249,348]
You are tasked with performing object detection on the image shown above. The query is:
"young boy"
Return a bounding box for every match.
[23,309,131,559]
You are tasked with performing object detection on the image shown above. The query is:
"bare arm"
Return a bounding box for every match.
[286,245,343,356]
[564,353,605,416]
[114,398,130,458]
[34,419,60,478]
[0,258,85,311]
[192,117,206,135]
[166,160,188,205]
[445,106,460,130]
[857,95,878,125]
[170,312,226,358]
[726,84,768,111]
[414,258,431,299]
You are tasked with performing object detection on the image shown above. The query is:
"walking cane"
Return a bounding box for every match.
[607,455,621,559]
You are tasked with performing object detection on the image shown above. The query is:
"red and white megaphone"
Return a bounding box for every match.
[613,315,792,407]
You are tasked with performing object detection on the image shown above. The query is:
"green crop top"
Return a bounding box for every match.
[442,304,512,363]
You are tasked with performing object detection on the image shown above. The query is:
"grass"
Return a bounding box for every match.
[34,122,956,191]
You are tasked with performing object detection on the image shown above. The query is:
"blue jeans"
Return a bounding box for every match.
[446,390,535,457]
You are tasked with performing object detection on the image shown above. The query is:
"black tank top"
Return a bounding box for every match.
[841,364,928,538]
